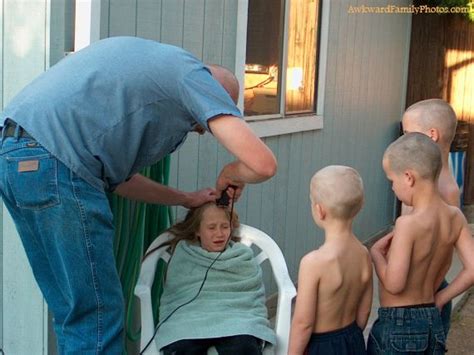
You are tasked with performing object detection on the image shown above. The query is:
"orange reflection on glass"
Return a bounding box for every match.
[286,0,319,114]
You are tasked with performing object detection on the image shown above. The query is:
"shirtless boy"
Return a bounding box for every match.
[401,99,467,335]
[289,165,372,355]
[368,133,471,354]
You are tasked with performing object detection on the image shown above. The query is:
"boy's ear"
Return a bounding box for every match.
[404,170,415,187]
[316,203,326,220]
[427,128,440,143]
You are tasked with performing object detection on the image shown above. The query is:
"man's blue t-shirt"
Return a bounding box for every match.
[1,37,241,191]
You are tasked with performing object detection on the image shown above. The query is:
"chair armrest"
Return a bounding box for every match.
[274,286,297,355]
[134,245,169,354]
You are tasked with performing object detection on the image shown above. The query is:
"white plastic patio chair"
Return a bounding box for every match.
[134,223,297,355]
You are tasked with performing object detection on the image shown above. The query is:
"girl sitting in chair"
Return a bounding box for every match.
[156,202,276,355]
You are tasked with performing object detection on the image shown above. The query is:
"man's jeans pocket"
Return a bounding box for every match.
[6,146,60,210]
[390,332,429,353]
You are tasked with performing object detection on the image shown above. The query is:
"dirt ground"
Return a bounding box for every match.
[446,207,474,354]
[446,288,474,354]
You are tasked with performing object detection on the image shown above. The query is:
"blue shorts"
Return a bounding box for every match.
[367,304,446,354]
[307,321,366,355]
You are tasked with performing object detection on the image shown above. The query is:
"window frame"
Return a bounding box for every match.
[235,0,330,138]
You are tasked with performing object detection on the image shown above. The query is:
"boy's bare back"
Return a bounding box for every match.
[289,165,370,354]
[304,234,372,332]
[379,198,465,307]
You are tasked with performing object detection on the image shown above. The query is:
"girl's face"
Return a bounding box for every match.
[196,205,231,252]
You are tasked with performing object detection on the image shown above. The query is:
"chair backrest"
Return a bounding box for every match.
[135,224,296,355]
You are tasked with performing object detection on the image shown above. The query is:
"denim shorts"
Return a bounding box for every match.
[307,321,366,355]
[368,304,446,354]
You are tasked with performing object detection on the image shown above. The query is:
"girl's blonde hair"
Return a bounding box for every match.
[164,202,240,253]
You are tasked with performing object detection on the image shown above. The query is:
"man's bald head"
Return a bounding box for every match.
[207,64,240,104]
[403,99,457,146]
[310,165,364,220]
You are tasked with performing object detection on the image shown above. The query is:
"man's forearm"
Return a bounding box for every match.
[220,160,274,185]
[114,174,190,205]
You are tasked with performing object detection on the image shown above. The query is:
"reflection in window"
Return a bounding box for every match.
[244,0,320,117]
[244,0,284,116]
[286,0,319,114]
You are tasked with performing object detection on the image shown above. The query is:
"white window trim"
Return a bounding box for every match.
[74,0,101,51]
[235,0,330,138]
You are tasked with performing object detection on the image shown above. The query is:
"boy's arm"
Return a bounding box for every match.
[435,221,474,309]
[356,251,373,330]
[371,218,414,294]
[289,254,320,355]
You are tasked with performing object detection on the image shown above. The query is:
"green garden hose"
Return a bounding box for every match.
[108,156,174,350]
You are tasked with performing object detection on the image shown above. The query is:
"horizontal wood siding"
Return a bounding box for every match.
[102,0,410,295]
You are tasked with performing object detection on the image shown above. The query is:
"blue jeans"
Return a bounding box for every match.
[367,305,446,354]
[438,279,452,337]
[0,135,124,354]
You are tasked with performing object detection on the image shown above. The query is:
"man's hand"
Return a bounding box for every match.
[183,188,217,208]
[216,163,245,201]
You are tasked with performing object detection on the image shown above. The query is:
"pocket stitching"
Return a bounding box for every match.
[390,333,429,352]
[7,155,60,210]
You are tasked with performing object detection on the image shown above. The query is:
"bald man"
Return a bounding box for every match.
[0,37,276,353]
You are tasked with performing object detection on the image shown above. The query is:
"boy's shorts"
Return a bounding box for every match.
[307,321,366,355]
[367,303,446,355]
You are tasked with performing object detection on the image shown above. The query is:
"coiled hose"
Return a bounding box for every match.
[108,156,173,351]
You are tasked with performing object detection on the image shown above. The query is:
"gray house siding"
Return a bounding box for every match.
[101,0,410,292]
[0,0,410,352]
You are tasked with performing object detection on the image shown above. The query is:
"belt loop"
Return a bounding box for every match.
[13,123,20,141]
[396,308,404,326]
[1,119,7,143]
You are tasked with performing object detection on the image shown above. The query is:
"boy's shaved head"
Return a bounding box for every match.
[384,132,442,181]
[403,99,457,145]
[310,165,364,219]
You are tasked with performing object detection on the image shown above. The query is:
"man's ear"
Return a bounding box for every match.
[405,170,416,187]
[428,128,440,143]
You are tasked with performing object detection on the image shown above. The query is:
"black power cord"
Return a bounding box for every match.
[139,187,236,354]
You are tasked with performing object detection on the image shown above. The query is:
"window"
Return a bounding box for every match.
[244,0,321,118]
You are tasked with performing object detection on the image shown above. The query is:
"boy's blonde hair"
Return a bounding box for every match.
[384,132,442,181]
[404,99,457,145]
[310,165,364,219]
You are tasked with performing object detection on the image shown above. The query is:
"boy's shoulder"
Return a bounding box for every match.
[299,247,336,275]
[392,214,424,241]
[439,169,461,206]
[301,238,370,267]
[300,248,327,267]
[446,204,469,232]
